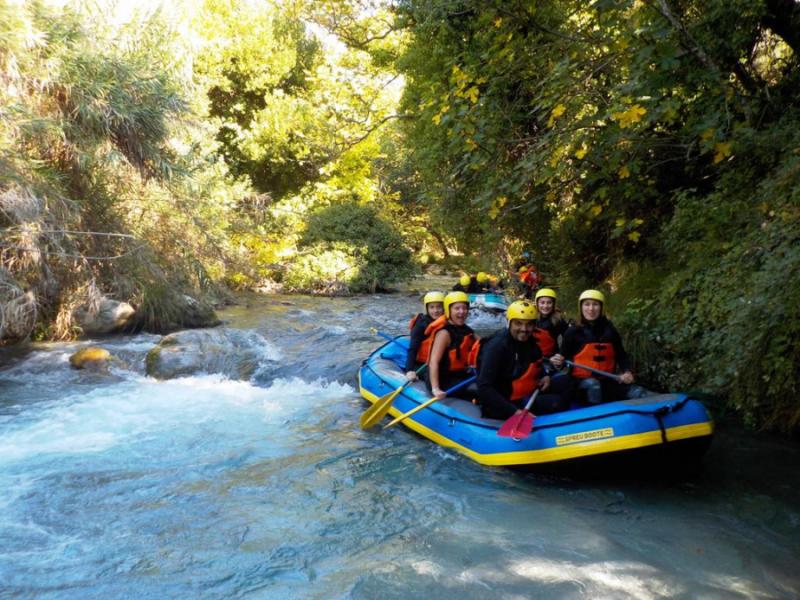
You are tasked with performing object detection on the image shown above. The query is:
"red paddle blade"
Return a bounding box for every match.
[497,411,535,439]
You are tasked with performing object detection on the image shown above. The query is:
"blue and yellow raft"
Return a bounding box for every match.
[359,336,714,468]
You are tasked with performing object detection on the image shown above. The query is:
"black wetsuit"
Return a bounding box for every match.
[476,329,569,420]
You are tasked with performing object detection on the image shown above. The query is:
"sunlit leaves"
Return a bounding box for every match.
[548,104,566,127]
[611,104,647,129]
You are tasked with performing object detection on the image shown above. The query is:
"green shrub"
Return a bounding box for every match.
[615,120,800,432]
[293,201,418,293]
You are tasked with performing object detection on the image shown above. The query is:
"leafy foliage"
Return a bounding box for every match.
[288,200,417,293]
[391,0,800,431]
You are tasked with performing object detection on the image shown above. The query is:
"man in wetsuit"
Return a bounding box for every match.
[476,300,569,420]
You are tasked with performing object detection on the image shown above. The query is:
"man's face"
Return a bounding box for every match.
[509,318,534,341]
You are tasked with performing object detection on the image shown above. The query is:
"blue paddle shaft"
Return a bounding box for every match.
[444,375,477,395]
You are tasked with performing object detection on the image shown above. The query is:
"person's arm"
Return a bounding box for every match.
[477,339,517,414]
[428,329,450,399]
[560,327,580,362]
[548,319,569,369]
[531,345,551,391]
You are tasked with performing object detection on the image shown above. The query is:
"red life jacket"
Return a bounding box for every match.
[519,266,540,288]
[408,313,420,333]
[572,342,616,379]
[532,327,557,357]
[510,359,542,402]
[424,315,476,373]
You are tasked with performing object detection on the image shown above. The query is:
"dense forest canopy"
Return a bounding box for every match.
[1,0,798,432]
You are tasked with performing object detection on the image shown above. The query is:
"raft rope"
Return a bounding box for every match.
[364,358,692,440]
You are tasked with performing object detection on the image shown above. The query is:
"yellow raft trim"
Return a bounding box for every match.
[360,384,714,467]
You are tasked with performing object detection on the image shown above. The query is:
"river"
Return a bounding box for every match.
[1,290,798,599]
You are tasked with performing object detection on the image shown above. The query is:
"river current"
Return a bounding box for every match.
[1,291,798,599]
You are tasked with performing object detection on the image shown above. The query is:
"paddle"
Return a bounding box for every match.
[497,388,540,440]
[564,359,623,383]
[383,375,477,430]
[360,364,426,429]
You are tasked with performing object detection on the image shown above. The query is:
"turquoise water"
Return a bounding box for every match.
[1,293,798,598]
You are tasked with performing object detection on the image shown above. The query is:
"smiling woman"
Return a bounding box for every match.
[424,291,477,402]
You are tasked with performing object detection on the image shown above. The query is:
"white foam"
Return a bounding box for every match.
[0,375,353,465]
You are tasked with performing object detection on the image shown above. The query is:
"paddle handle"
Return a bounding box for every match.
[521,388,540,412]
[383,375,477,430]
[376,330,395,343]
[565,359,623,382]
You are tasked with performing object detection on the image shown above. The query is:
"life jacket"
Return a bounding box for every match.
[408,313,422,333]
[532,327,557,357]
[466,338,482,369]
[510,359,542,402]
[424,315,476,372]
[572,342,616,379]
[519,266,539,287]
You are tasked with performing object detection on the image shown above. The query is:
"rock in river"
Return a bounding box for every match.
[145,328,268,380]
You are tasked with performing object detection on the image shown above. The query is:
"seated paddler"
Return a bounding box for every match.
[425,291,478,401]
[405,291,445,381]
[476,300,569,420]
[561,289,650,404]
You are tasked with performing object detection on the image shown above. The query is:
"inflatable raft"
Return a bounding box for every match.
[467,292,509,312]
[359,336,714,468]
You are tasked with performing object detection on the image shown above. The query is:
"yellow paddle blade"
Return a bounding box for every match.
[360,384,405,429]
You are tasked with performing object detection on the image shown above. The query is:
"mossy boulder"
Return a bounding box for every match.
[69,346,114,370]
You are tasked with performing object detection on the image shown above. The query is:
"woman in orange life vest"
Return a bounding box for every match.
[531,288,568,360]
[426,291,478,401]
[476,300,569,420]
[405,291,445,381]
[532,288,572,398]
[561,289,650,404]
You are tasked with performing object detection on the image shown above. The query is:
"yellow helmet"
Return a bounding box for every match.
[579,289,606,306]
[507,300,537,322]
[444,291,470,319]
[423,291,445,309]
[459,274,471,287]
[535,288,557,301]
[518,266,528,273]
[476,272,488,283]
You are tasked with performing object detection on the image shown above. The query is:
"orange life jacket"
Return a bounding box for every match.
[572,342,616,379]
[466,338,482,369]
[532,327,557,357]
[424,315,476,373]
[408,313,420,333]
[510,360,542,402]
[519,266,540,287]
